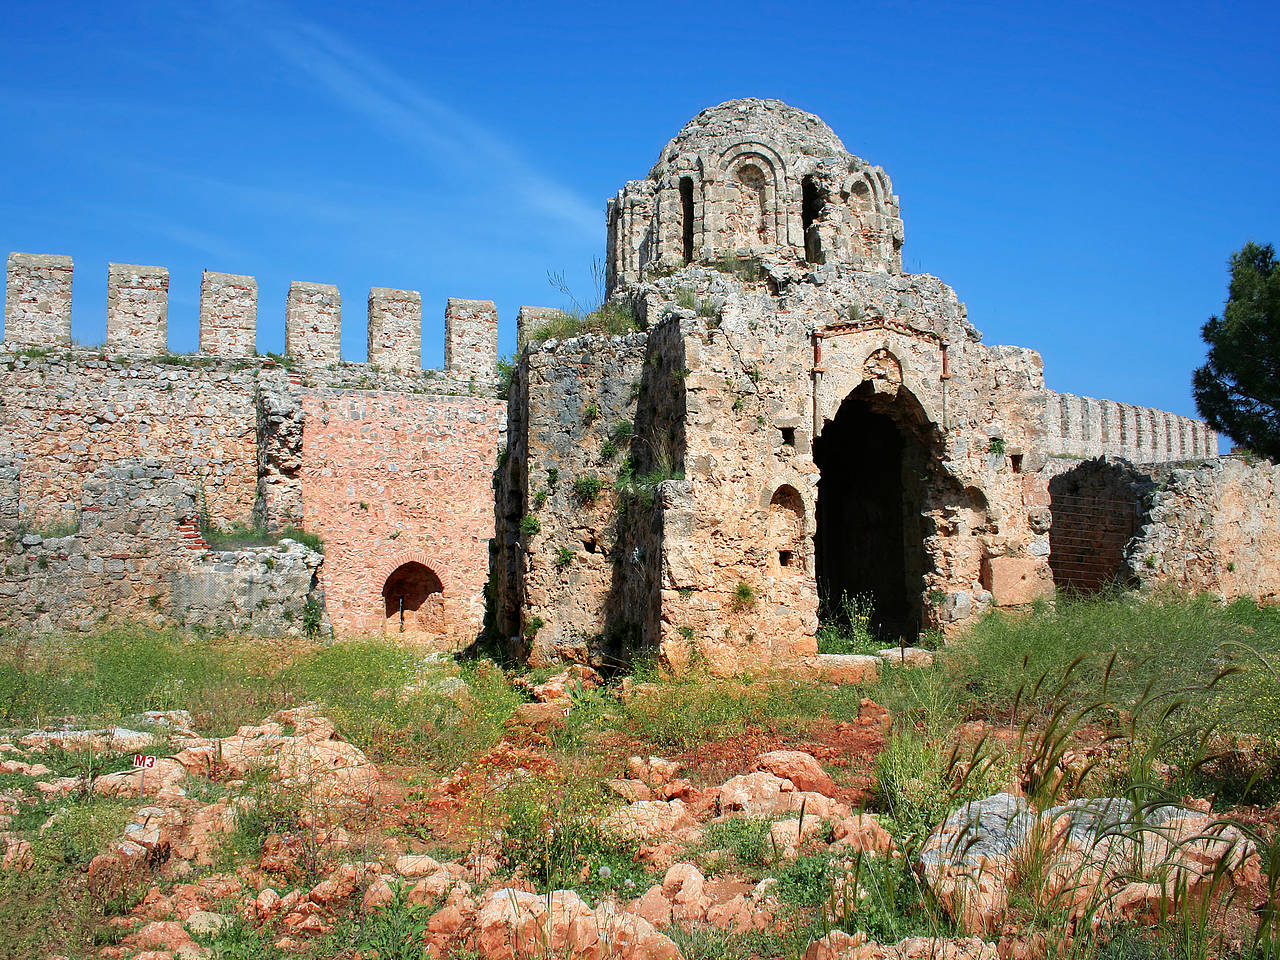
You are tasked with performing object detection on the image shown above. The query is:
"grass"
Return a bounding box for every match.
[942,592,1280,796]
[0,792,136,960]
[520,302,639,344]
[499,776,655,901]
[200,522,323,553]
[712,252,764,282]
[572,474,605,505]
[0,628,521,772]
[615,672,867,753]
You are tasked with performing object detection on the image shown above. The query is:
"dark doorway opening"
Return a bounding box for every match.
[813,384,929,641]
[679,177,695,264]
[382,561,444,634]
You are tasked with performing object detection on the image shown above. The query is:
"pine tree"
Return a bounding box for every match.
[1192,242,1280,461]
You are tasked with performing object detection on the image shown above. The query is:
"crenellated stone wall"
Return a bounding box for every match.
[1,249,507,641]
[368,287,422,373]
[444,298,499,382]
[4,252,497,380]
[1042,391,1216,462]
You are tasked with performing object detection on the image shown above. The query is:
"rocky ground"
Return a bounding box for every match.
[2,647,1275,960]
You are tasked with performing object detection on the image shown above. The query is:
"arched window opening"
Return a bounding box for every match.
[802,176,825,264]
[768,485,805,573]
[382,561,445,637]
[679,177,695,264]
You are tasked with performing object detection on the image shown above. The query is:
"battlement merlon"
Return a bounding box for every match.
[515,306,563,348]
[200,270,257,358]
[1043,390,1218,463]
[368,287,422,372]
[107,263,169,355]
[5,252,73,348]
[444,298,498,381]
[286,281,341,367]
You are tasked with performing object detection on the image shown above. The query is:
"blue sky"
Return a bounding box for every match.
[2,0,1277,426]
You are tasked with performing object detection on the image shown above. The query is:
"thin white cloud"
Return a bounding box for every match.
[259,18,601,237]
[78,203,248,265]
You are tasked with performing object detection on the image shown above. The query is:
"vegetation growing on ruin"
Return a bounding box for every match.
[521,261,641,345]
[815,592,878,654]
[712,252,764,282]
[199,521,323,553]
[571,474,604,504]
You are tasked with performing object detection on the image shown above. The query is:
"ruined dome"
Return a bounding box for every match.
[650,98,851,178]
[605,98,905,291]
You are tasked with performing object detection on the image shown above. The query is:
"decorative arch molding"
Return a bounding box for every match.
[815,330,947,432]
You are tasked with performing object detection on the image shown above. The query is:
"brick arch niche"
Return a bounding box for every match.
[381,560,446,638]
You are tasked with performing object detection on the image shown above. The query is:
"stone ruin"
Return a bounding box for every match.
[0,98,1274,666]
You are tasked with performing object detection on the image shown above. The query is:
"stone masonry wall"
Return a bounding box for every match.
[1128,457,1280,600]
[0,352,261,531]
[5,253,73,347]
[0,461,200,632]
[199,271,258,358]
[298,390,505,644]
[494,333,647,665]
[0,460,326,636]
[170,540,326,638]
[106,264,169,355]
[1043,390,1216,462]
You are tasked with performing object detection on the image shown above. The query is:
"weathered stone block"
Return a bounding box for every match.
[444,298,498,381]
[982,556,1054,606]
[6,253,73,347]
[199,271,257,357]
[107,264,168,355]
[367,287,420,373]
[285,281,341,366]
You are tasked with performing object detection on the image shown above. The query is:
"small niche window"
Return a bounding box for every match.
[779,550,795,568]
[781,427,796,447]
[1010,454,1024,474]
[679,177,695,264]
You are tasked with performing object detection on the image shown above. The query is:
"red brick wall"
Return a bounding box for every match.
[299,391,504,643]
